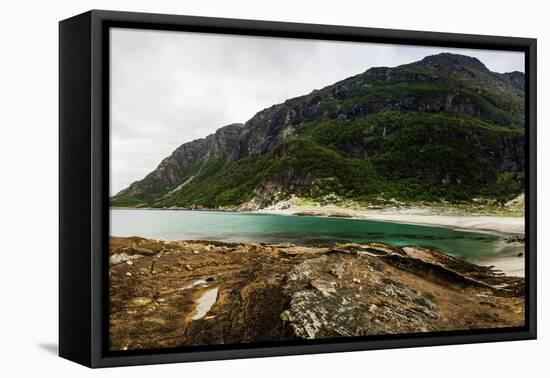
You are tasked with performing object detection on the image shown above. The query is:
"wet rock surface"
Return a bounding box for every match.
[109,237,525,351]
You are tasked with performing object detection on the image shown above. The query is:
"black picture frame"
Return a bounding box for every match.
[59,9,537,368]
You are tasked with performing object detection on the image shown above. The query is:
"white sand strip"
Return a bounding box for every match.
[260,207,524,235]
[352,213,524,235]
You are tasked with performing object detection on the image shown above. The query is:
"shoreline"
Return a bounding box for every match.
[111,205,525,235]
[259,207,526,277]
[110,206,525,276]
[259,207,525,235]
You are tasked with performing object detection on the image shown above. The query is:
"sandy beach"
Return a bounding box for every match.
[259,206,524,235]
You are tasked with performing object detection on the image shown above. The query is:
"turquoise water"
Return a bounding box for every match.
[110,209,513,263]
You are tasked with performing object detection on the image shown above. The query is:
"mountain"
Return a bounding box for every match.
[111,53,525,209]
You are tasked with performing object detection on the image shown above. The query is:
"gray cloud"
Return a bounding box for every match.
[110,28,524,195]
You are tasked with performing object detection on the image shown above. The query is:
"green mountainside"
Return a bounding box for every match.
[111,53,525,209]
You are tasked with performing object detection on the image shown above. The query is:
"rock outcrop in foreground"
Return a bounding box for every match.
[109,237,525,350]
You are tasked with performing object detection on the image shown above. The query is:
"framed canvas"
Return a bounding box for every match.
[59,10,537,368]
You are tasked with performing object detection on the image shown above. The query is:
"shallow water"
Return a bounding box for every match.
[181,279,210,290]
[110,209,523,270]
[192,287,219,320]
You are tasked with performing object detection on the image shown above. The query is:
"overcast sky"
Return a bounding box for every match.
[110,28,524,195]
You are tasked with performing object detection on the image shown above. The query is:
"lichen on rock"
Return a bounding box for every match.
[109,236,525,351]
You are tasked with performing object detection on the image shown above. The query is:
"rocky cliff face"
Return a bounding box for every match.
[116,123,243,200]
[111,53,525,208]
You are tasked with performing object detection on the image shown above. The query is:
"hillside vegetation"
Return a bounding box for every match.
[111,53,525,210]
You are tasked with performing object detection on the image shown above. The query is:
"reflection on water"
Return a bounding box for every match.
[110,209,523,267]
